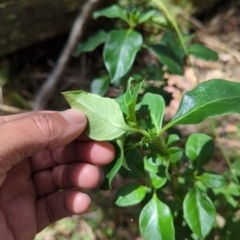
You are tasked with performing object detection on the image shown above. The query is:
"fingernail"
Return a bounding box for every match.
[60,109,86,125]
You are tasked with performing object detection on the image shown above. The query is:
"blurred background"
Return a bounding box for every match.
[1,0,240,239]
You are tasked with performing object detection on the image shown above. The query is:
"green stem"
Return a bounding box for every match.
[128,127,151,139]
[157,122,173,137]
[152,0,199,84]
[211,120,240,186]
[152,136,168,155]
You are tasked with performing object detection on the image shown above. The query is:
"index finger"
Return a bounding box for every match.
[30,140,115,172]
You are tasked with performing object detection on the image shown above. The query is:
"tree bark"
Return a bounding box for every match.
[0,0,87,57]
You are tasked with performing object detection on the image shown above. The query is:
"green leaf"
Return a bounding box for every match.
[138,9,158,24]
[114,93,128,115]
[144,155,165,174]
[183,187,216,238]
[63,90,131,141]
[145,44,183,75]
[104,29,143,82]
[149,172,167,189]
[93,5,128,22]
[140,92,165,132]
[90,76,110,96]
[124,78,143,126]
[213,182,240,208]
[116,134,129,170]
[168,147,183,163]
[197,172,226,188]
[119,149,145,179]
[73,30,107,57]
[167,134,180,147]
[100,157,122,190]
[115,182,148,207]
[188,44,218,61]
[159,31,186,63]
[167,79,240,128]
[185,133,214,166]
[140,194,175,240]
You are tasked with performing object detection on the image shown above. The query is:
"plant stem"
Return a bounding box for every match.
[152,0,199,84]
[128,127,151,139]
[152,136,168,156]
[211,120,240,186]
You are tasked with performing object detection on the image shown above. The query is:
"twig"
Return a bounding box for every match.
[33,0,102,110]
[0,104,27,114]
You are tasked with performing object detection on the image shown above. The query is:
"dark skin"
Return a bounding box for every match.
[0,109,115,240]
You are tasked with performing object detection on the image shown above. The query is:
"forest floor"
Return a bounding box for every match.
[1,0,240,239]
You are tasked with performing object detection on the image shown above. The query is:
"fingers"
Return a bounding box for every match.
[33,163,100,197]
[36,190,90,232]
[31,141,115,172]
[0,110,87,177]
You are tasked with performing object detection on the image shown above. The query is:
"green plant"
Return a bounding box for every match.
[66,2,240,240]
[63,78,240,239]
[73,3,217,94]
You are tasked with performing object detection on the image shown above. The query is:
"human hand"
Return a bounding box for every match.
[0,109,114,240]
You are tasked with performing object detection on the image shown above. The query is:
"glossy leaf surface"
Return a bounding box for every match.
[115,182,148,207]
[140,92,165,132]
[93,5,128,22]
[183,187,216,238]
[198,172,226,188]
[167,79,240,127]
[188,44,218,61]
[185,133,214,166]
[144,155,165,173]
[168,147,183,163]
[149,172,167,189]
[145,44,183,75]
[167,134,180,147]
[104,29,143,82]
[73,30,107,57]
[63,91,130,141]
[140,194,175,240]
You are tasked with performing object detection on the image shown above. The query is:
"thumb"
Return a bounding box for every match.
[0,109,87,168]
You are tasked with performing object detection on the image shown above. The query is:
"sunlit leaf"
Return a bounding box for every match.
[183,187,216,238]
[167,134,180,147]
[104,29,143,82]
[167,79,240,128]
[140,194,175,240]
[115,182,148,207]
[168,147,183,163]
[197,172,226,188]
[149,172,167,189]
[63,91,131,141]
